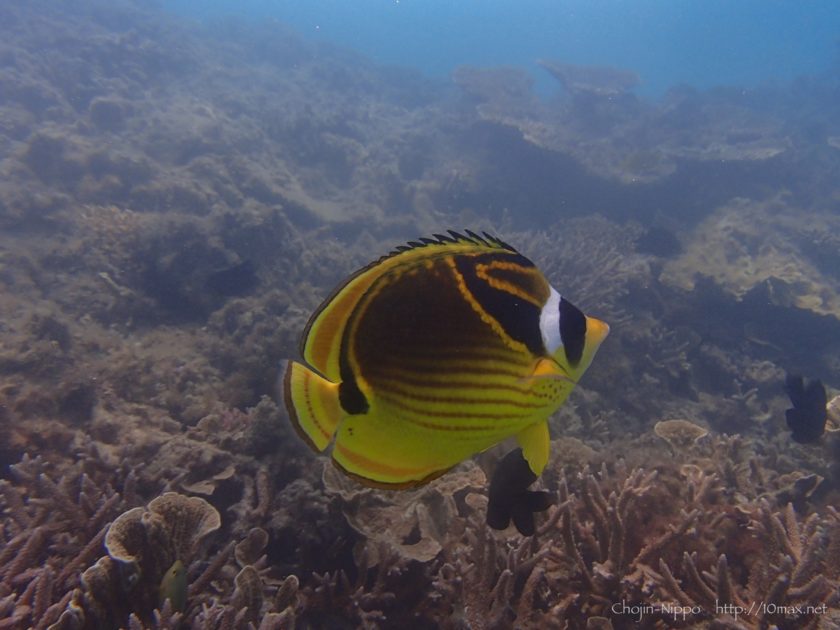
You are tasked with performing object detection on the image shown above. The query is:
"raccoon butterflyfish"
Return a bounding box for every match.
[282,230,609,488]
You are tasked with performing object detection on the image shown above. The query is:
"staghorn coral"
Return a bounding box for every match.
[0,454,128,630]
[655,500,840,628]
[0,444,312,630]
[538,463,707,626]
[300,545,407,629]
[526,442,840,629]
[4,416,840,629]
[431,517,548,630]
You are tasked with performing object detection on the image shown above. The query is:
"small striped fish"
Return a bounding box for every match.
[282,231,609,488]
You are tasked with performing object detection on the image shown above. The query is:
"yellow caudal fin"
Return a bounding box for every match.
[281,360,343,452]
[516,421,550,476]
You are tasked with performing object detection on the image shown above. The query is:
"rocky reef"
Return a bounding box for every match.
[2,0,840,628]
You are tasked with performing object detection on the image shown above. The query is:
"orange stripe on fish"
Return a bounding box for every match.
[445,255,529,355]
[475,260,548,307]
[376,391,529,421]
[374,381,546,409]
[333,441,448,488]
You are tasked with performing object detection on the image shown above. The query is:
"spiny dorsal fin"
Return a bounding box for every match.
[386,230,517,257]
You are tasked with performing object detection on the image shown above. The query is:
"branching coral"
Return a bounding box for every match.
[0,447,310,630]
[655,500,840,628]
[538,464,701,625]
[4,423,840,630]
[431,518,548,629]
[532,457,840,629]
[0,454,127,630]
[300,544,405,629]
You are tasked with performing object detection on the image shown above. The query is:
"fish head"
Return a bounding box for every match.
[540,289,609,381]
[551,314,609,384]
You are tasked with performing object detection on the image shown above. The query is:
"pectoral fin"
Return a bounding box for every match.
[516,421,549,476]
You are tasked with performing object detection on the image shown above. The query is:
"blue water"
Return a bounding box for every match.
[166,0,840,98]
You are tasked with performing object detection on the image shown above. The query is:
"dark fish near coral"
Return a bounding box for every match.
[282,231,609,488]
[784,373,827,444]
[487,448,554,535]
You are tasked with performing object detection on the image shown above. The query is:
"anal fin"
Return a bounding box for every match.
[516,421,550,476]
[281,360,342,452]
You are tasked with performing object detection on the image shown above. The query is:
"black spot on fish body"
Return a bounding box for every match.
[487,448,553,536]
[784,373,827,444]
[339,377,369,415]
[559,297,586,366]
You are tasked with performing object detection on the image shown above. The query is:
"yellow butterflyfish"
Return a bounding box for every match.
[282,230,609,488]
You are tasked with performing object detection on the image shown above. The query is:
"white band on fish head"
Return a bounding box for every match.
[539,286,562,355]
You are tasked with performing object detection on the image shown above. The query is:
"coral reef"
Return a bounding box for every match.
[4,415,840,628]
[537,60,640,98]
[0,454,127,629]
[2,0,840,629]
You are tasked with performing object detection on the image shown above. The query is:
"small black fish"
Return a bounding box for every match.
[487,448,554,536]
[784,373,827,444]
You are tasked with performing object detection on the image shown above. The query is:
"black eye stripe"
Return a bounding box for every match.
[454,254,546,356]
[559,297,586,366]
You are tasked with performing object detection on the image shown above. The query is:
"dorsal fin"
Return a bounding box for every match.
[385,230,517,258]
[299,230,520,380]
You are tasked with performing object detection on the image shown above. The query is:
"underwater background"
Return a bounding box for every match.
[1,0,840,628]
